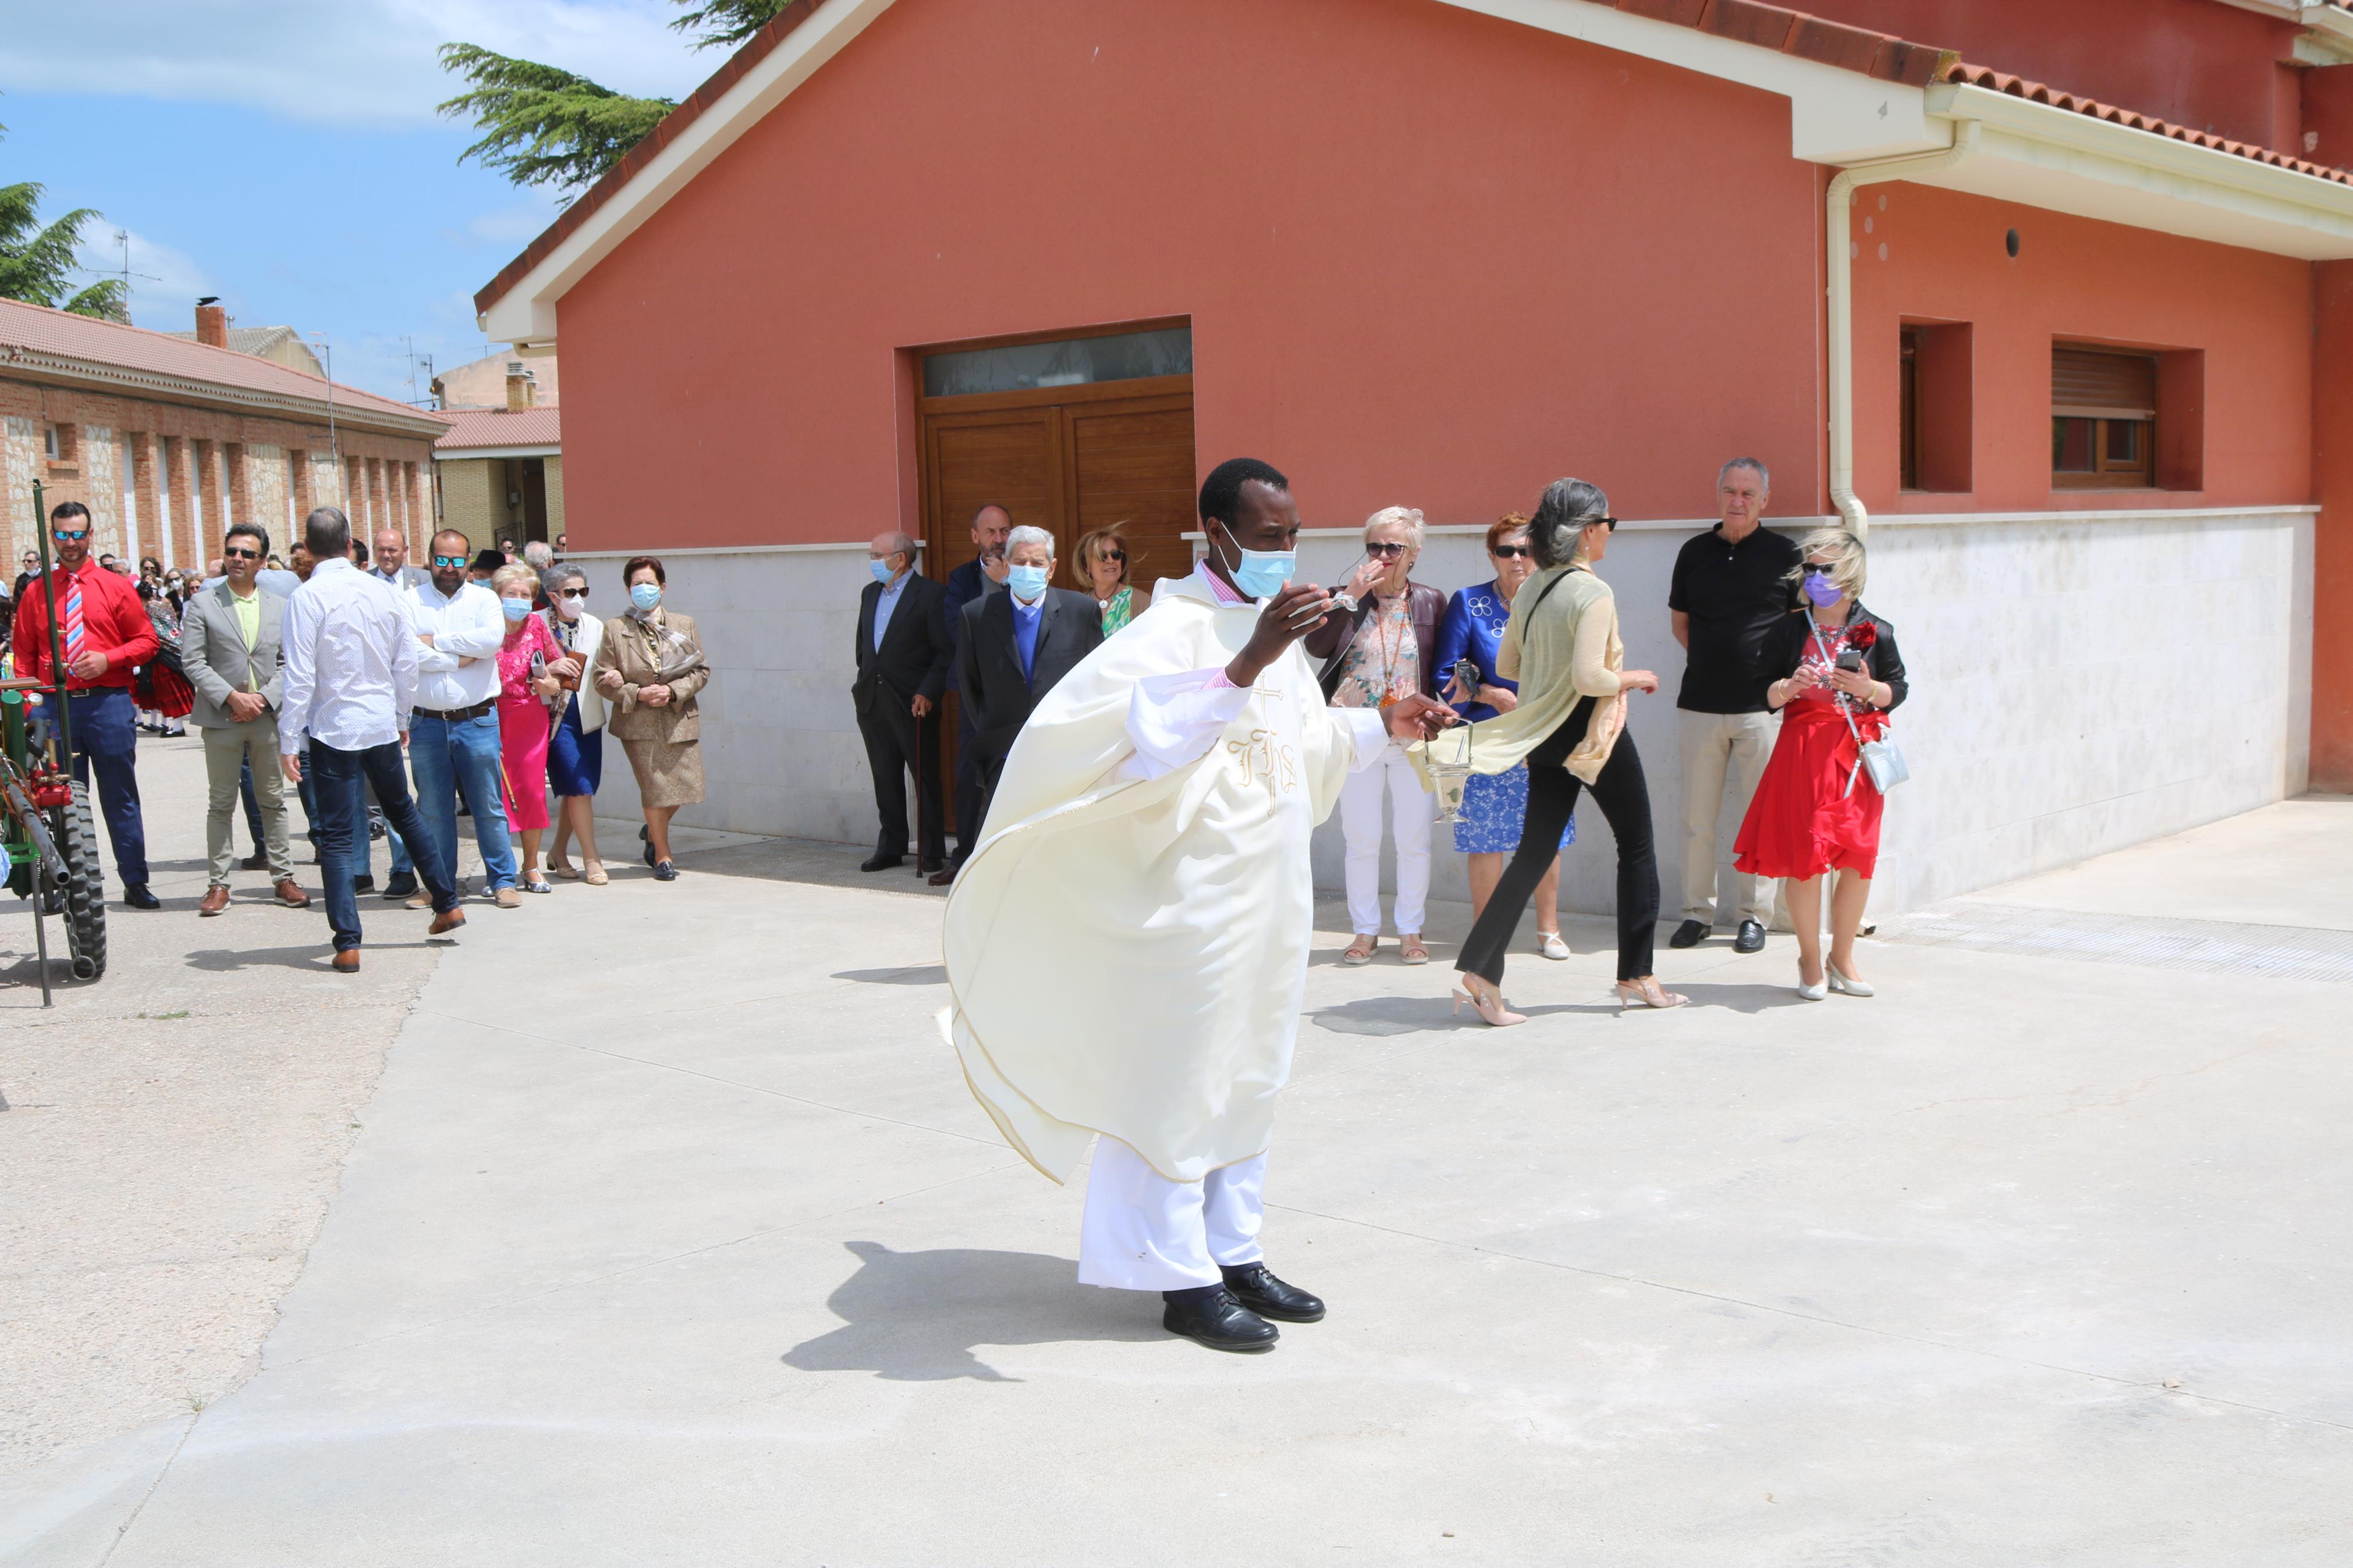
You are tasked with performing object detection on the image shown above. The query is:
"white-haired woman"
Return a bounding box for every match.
[1734,528,1908,1000]
[1432,478,1674,1023]
[491,561,576,894]
[1303,505,1447,965]
[540,564,609,885]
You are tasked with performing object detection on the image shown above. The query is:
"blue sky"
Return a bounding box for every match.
[0,1,718,403]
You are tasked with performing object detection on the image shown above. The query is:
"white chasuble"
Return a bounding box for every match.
[943,568,1385,1185]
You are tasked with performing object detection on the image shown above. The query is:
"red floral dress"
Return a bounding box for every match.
[1734,620,1891,880]
[495,613,563,833]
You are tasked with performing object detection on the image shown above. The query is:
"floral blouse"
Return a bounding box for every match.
[1330,593,1420,710]
[496,611,562,705]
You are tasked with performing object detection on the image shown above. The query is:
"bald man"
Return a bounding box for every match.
[853,530,953,873]
[370,529,428,591]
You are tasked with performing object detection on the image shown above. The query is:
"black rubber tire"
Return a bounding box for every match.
[49,781,106,982]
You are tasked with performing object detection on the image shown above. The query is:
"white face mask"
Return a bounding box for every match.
[556,594,584,621]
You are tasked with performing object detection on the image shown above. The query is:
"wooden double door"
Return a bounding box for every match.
[921,374,1195,831]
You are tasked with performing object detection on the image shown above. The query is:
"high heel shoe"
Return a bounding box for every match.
[1826,962,1875,997]
[1795,971,1828,1001]
[1451,979,1525,1027]
[1536,932,1570,961]
[1614,977,1689,1011]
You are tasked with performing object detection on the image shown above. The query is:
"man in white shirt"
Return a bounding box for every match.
[404,527,521,908]
[278,507,465,971]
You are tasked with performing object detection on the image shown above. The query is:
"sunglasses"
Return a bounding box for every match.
[1491,544,1531,560]
[557,586,588,600]
[223,546,261,561]
[431,554,469,569]
[1365,542,1411,559]
[1095,549,1126,564]
[53,529,90,542]
[1592,517,1620,532]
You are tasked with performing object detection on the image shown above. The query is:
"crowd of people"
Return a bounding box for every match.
[868,458,1910,1010]
[6,502,703,969]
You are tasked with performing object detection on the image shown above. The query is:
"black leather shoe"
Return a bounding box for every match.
[859,852,904,873]
[1161,1286,1279,1352]
[351,873,376,893]
[123,884,162,910]
[1734,919,1766,954]
[383,870,418,901]
[1220,1263,1325,1323]
[653,859,679,881]
[1668,918,1709,949]
[916,858,946,876]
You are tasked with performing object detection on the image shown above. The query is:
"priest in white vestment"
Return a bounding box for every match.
[942,458,1456,1352]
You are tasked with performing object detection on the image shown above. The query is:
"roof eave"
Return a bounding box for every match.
[435,443,562,459]
[0,346,451,439]
[1915,80,2353,259]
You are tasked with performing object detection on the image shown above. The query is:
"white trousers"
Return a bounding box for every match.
[1339,738,1433,936]
[1077,1136,1267,1292]
[1677,708,1781,926]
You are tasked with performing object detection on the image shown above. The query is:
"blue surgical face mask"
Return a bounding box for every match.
[501,596,532,622]
[1802,570,1843,608]
[629,582,662,613]
[869,558,896,584]
[1006,563,1049,601]
[1212,524,1294,600]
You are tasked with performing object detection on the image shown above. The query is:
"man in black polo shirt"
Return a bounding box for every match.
[1667,457,1801,953]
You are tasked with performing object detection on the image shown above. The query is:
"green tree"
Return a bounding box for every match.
[440,1,792,201]
[0,122,130,320]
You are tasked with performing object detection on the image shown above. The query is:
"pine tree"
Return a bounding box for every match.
[0,122,130,321]
[441,1,792,201]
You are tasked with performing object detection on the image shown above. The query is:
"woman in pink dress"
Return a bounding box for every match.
[491,564,577,894]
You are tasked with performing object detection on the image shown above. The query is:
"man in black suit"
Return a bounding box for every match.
[952,525,1104,861]
[938,501,1012,884]
[854,531,953,873]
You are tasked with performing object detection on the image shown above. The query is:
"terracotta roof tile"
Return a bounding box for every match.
[1697,0,1798,52]
[0,297,442,426]
[435,406,561,452]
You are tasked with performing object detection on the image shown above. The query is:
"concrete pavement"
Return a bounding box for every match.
[5,776,2350,1563]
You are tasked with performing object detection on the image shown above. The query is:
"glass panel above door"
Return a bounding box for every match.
[924,326,1193,398]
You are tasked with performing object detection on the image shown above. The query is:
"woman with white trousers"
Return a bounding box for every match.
[1303,506,1446,965]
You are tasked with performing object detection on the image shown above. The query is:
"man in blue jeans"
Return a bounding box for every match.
[9,502,162,908]
[402,528,519,909]
[275,506,465,969]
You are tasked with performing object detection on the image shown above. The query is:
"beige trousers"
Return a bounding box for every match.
[1677,707,1780,926]
[202,714,293,884]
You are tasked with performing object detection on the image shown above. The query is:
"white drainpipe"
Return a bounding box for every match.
[1825,119,1981,537]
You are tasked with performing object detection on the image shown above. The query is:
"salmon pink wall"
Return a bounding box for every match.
[1798,0,2302,153]
[1848,183,2312,514]
[555,0,1829,552]
[2314,260,2353,790]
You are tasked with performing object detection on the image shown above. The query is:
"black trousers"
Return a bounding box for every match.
[857,688,945,865]
[950,702,985,865]
[1456,696,1660,985]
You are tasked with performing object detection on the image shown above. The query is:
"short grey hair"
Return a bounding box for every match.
[542,564,586,600]
[1719,457,1770,492]
[1528,478,1610,569]
[1006,524,1056,558]
[523,540,553,569]
[1362,506,1425,551]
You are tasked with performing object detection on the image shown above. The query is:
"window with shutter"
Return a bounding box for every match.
[2052,346,2156,489]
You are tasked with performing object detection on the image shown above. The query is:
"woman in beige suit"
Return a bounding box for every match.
[590,554,710,881]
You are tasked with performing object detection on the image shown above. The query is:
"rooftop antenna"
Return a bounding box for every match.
[308,333,340,464]
[68,230,161,322]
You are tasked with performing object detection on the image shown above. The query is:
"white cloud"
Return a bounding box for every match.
[72,226,217,333]
[0,0,714,129]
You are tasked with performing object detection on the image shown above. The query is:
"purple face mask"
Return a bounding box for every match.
[1802,570,1843,608]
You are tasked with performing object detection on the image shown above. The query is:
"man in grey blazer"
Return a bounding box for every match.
[181,523,310,914]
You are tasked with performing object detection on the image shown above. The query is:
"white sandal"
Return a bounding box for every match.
[1342,935,1378,966]
[1536,932,1570,961]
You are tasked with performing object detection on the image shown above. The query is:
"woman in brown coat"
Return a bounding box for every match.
[590,554,711,881]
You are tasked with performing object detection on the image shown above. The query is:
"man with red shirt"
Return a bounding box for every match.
[11,500,162,909]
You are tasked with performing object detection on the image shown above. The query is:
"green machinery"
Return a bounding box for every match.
[2,480,108,1002]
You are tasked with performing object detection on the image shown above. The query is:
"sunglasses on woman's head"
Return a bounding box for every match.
[1491,544,1530,559]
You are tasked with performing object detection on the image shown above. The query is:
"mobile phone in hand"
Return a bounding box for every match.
[1836,649,1864,673]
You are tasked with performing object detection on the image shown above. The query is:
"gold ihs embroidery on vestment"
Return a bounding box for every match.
[1226,727,1300,799]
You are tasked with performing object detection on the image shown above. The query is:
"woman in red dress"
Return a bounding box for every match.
[1733,527,1908,1001]
[491,564,579,894]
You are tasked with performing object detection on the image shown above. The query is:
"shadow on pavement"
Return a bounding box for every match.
[783,1240,1163,1382]
[184,943,438,972]
[833,965,948,986]
[1671,982,1809,1015]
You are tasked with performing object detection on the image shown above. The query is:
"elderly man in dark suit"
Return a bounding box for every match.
[952,525,1104,860]
[854,530,954,874]
[938,501,1011,883]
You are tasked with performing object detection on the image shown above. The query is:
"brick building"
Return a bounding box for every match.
[1,297,447,571]
[432,365,562,549]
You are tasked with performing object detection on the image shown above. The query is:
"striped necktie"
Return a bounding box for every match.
[62,576,86,681]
